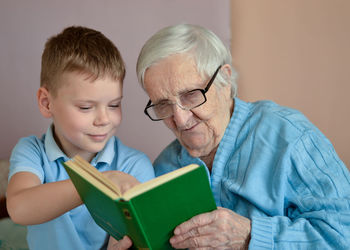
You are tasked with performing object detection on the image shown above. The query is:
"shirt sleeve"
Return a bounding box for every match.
[250,131,350,249]
[125,152,155,183]
[114,140,155,183]
[9,136,45,183]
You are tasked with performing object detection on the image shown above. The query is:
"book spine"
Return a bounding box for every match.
[118,200,152,249]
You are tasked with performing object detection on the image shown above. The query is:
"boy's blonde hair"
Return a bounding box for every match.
[40,26,125,96]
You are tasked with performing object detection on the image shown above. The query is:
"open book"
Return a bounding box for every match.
[63,155,217,250]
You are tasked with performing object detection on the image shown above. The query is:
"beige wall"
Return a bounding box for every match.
[230,0,350,168]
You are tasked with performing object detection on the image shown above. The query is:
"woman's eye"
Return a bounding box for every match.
[156,101,169,109]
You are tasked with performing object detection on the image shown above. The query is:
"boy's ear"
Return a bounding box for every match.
[37,87,53,118]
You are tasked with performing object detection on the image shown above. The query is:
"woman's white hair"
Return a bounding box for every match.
[136,23,238,98]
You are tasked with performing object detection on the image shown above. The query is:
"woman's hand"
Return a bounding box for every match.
[170,207,251,249]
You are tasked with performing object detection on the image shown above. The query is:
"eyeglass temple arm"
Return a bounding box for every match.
[144,99,152,116]
[145,99,152,107]
[204,65,222,92]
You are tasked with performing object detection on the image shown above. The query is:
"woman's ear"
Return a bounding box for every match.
[37,87,53,118]
[221,64,232,80]
[220,64,233,97]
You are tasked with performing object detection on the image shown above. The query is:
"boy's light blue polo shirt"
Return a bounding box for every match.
[9,126,155,250]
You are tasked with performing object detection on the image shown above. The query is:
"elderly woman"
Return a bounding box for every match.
[109,24,350,249]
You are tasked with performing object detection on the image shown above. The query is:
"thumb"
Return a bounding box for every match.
[107,236,133,250]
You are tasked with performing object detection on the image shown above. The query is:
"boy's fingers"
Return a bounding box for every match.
[119,236,133,249]
[107,236,133,250]
[107,236,118,249]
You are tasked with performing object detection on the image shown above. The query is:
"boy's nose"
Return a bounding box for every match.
[94,108,109,126]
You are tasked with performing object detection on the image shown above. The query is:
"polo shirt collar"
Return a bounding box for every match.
[91,136,115,166]
[45,125,67,162]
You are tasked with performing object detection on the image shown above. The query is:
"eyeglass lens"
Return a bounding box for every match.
[146,65,221,120]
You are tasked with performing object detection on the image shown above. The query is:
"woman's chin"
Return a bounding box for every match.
[182,141,209,158]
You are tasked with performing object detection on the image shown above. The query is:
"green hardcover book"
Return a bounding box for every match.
[63,155,217,250]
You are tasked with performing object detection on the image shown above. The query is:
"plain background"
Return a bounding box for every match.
[1,0,349,168]
[0,0,231,162]
[231,0,350,167]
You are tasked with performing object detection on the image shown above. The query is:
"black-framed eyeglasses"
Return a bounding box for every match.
[144,65,222,121]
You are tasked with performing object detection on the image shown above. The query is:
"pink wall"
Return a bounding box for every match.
[0,0,230,161]
[231,0,350,167]
[3,1,345,168]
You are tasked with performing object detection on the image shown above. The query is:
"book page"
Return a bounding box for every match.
[122,164,199,200]
[67,156,122,198]
[67,156,201,202]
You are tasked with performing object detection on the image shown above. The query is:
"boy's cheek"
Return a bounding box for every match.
[112,112,122,127]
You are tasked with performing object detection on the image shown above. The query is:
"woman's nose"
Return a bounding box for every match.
[172,104,192,127]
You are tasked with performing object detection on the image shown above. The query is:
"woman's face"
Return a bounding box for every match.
[143,54,233,159]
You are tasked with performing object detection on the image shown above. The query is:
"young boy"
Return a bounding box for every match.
[6,26,155,250]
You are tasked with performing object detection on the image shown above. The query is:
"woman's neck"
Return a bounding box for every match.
[200,148,217,172]
[200,98,235,172]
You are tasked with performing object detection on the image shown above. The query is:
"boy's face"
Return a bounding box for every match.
[44,71,123,161]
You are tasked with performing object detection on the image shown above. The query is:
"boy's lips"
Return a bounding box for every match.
[88,133,108,142]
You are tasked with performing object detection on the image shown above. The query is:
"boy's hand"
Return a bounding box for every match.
[102,171,140,194]
[107,236,133,250]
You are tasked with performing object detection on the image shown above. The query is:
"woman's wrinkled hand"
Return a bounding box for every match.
[170,207,251,250]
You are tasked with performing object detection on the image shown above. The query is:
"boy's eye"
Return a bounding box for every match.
[109,103,121,108]
[79,106,92,110]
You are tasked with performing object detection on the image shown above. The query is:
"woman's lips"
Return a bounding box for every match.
[182,122,199,132]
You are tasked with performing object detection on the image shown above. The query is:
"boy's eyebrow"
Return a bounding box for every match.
[111,96,123,102]
[74,96,123,103]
